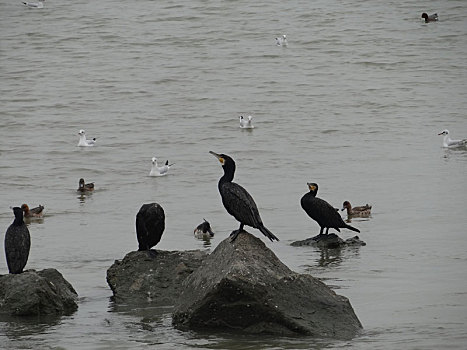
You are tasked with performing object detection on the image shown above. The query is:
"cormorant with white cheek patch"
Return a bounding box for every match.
[209,151,279,242]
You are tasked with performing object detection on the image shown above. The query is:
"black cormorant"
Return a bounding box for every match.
[209,151,279,242]
[136,203,165,251]
[301,183,360,235]
[4,207,31,274]
[194,219,214,239]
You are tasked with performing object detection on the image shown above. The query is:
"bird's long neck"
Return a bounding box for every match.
[13,211,24,226]
[219,162,235,186]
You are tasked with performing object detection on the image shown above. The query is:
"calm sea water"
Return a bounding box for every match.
[1,0,467,348]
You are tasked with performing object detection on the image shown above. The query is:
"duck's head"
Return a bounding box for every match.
[307,182,318,195]
[342,201,351,211]
[421,13,428,20]
[79,178,85,188]
[21,203,30,213]
[438,129,449,136]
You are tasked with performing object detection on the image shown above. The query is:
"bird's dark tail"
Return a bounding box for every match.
[344,224,360,233]
[259,225,279,242]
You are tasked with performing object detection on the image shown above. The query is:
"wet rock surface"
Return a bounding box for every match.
[291,233,366,248]
[0,269,78,317]
[172,232,363,339]
[106,249,208,305]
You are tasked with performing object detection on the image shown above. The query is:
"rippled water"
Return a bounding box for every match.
[1,0,467,348]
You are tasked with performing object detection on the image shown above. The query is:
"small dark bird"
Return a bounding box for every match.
[421,12,438,23]
[4,207,31,274]
[77,178,94,192]
[209,151,279,242]
[301,183,360,236]
[136,203,165,251]
[194,219,214,239]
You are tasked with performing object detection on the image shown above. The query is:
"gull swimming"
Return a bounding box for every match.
[77,129,96,147]
[275,34,287,47]
[149,157,174,177]
[22,0,44,8]
[239,115,254,129]
[438,129,467,148]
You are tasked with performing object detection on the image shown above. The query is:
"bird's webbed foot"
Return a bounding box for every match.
[229,229,243,243]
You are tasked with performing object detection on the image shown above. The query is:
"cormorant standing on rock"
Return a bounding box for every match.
[4,207,31,274]
[209,151,279,242]
[136,203,165,252]
[301,183,360,236]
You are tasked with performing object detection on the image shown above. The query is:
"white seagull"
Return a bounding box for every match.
[22,0,45,8]
[275,34,288,47]
[239,115,255,129]
[77,129,97,147]
[149,157,174,176]
[438,129,467,148]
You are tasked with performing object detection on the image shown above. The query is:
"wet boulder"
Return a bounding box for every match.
[291,233,366,248]
[172,232,363,339]
[106,250,208,305]
[0,269,78,317]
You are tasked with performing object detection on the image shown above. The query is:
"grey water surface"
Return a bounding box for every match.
[1,0,466,349]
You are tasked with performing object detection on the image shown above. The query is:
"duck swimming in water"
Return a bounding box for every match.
[438,129,467,148]
[4,207,30,274]
[21,203,45,218]
[149,157,174,176]
[421,12,438,23]
[301,183,360,236]
[77,178,94,192]
[194,219,215,239]
[210,151,279,242]
[341,201,372,218]
[239,115,254,129]
[77,129,96,147]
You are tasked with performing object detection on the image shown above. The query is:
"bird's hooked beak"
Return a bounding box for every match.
[209,151,225,165]
[307,183,316,191]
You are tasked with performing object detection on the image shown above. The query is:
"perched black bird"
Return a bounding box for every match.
[136,203,165,251]
[209,151,279,242]
[4,207,31,274]
[194,219,214,239]
[301,183,360,236]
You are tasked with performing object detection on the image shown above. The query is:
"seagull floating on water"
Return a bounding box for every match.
[194,219,215,239]
[239,115,254,129]
[22,0,44,8]
[275,34,287,47]
[421,12,438,23]
[438,129,467,148]
[77,129,96,147]
[149,157,174,176]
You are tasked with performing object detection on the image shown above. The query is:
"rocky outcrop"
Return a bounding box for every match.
[106,249,208,305]
[291,233,366,248]
[172,232,362,339]
[0,269,78,317]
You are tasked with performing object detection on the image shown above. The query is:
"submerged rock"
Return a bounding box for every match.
[291,233,366,248]
[172,232,362,339]
[0,269,78,317]
[106,249,208,305]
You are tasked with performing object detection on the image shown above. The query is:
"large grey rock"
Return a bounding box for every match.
[291,233,366,248]
[106,249,208,305]
[172,232,363,339]
[0,269,78,317]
